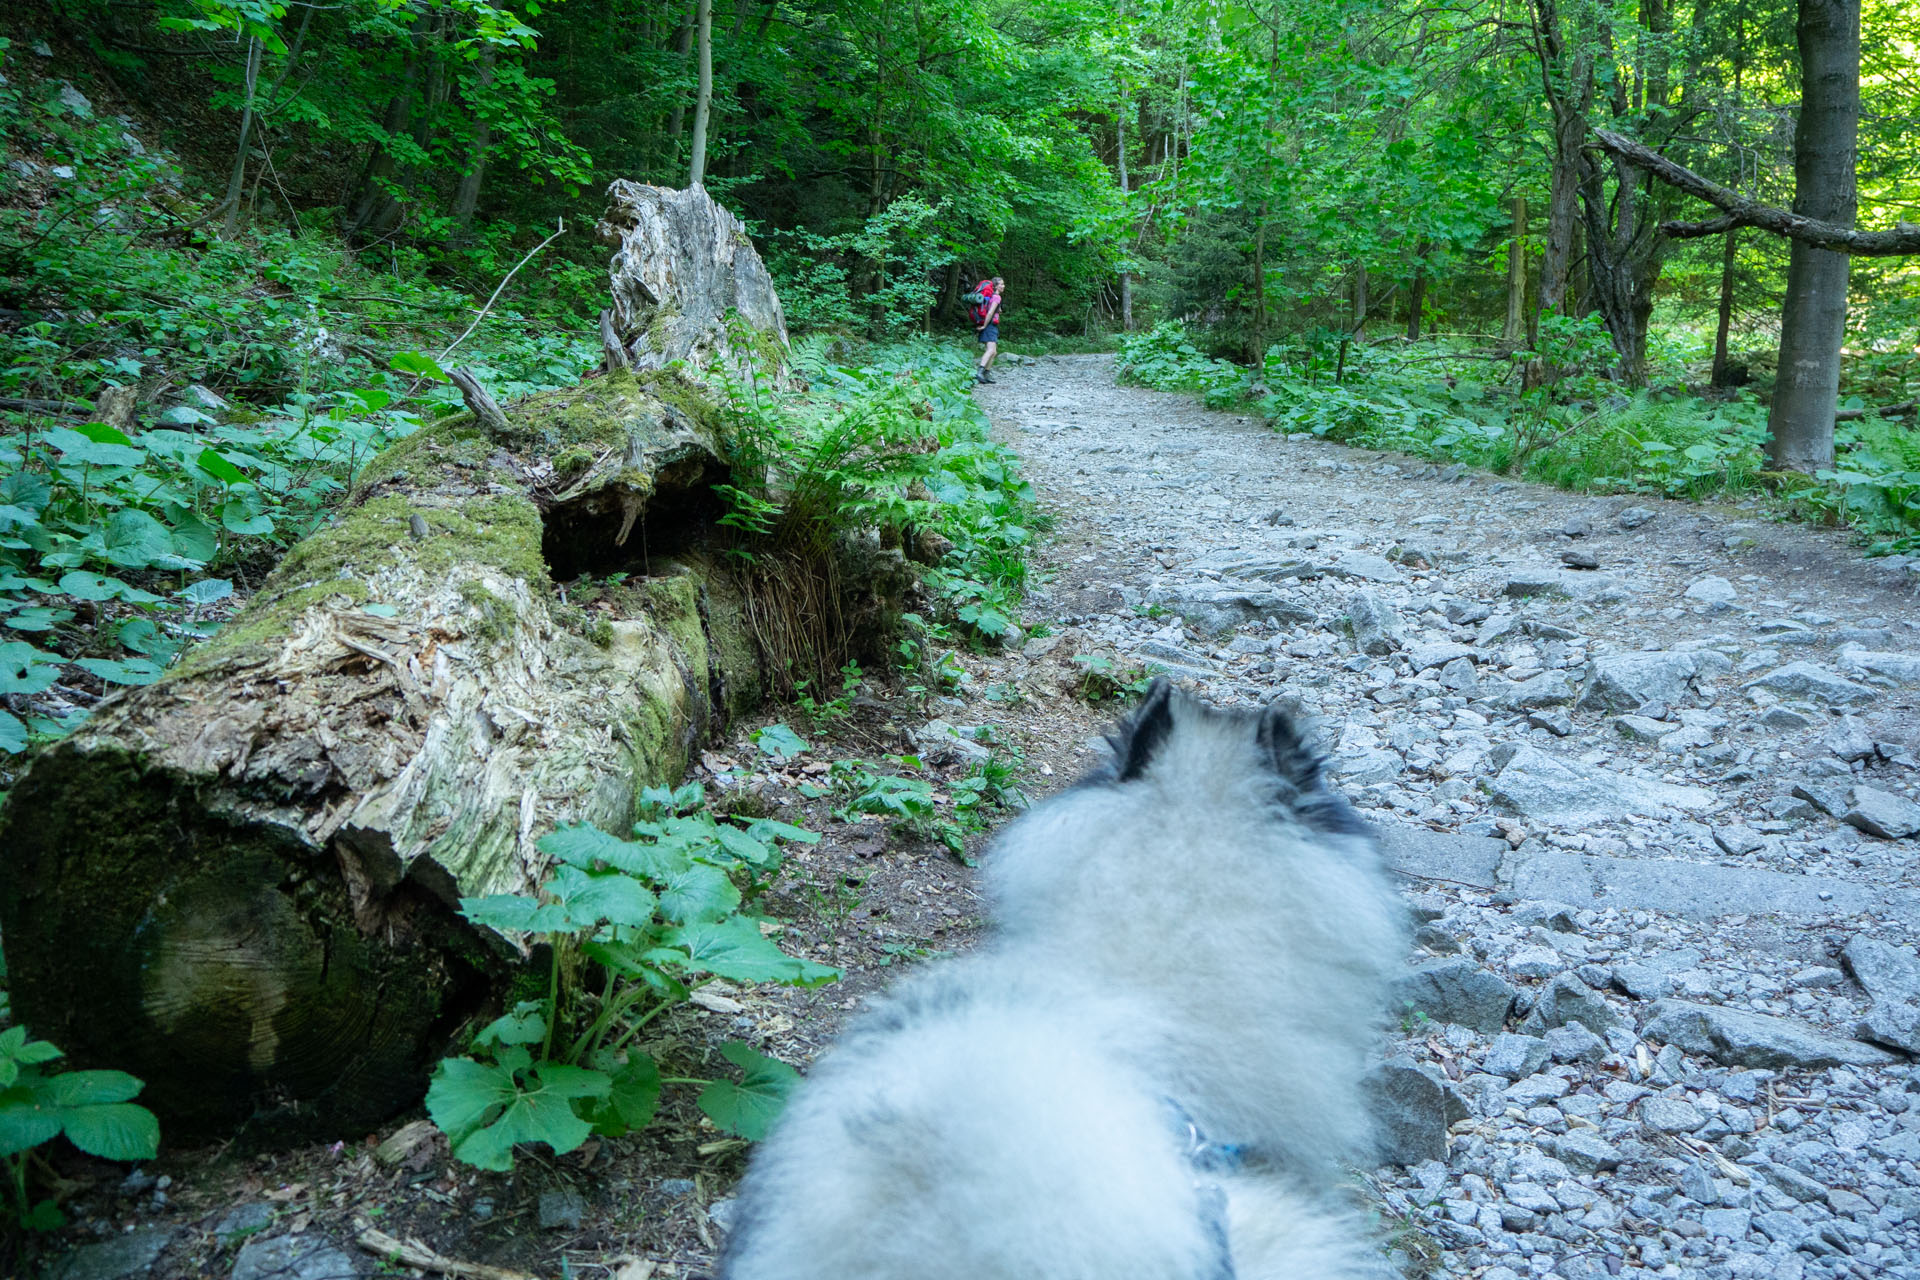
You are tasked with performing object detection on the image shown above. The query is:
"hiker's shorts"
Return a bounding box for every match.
[977,324,999,343]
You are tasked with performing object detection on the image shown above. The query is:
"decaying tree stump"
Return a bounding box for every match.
[0,187,836,1141]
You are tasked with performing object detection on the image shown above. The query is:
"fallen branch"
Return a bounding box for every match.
[0,395,95,419]
[1834,399,1918,422]
[356,1227,543,1280]
[438,217,568,361]
[450,367,509,433]
[1592,130,1920,256]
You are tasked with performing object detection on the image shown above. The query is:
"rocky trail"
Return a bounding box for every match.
[977,354,1920,1280]
[33,354,1920,1280]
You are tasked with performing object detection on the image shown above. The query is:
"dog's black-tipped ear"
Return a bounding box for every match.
[1255,701,1323,793]
[1110,677,1175,782]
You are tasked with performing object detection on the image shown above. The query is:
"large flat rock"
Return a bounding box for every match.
[1503,850,1920,929]
[1376,825,1506,891]
[1643,999,1899,1070]
[1486,743,1713,826]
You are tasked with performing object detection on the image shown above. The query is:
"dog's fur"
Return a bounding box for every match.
[720,957,1378,1280]
[986,680,1408,1171]
[720,681,1403,1279]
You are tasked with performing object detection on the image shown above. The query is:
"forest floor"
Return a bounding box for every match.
[32,355,1920,1280]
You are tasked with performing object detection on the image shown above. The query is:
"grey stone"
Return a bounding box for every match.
[1610,962,1674,1000]
[1486,743,1714,826]
[1502,568,1622,600]
[1842,936,1920,1054]
[1699,1208,1752,1240]
[1484,670,1577,712]
[1842,784,1920,839]
[46,1229,174,1280]
[1762,1162,1829,1204]
[1712,825,1766,856]
[1319,551,1404,584]
[1438,656,1479,691]
[538,1188,587,1231]
[1579,650,1712,712]
[1344,589,1404,655]
[213,1204,274,1245]
[1483,1033,1553,1079]
[1328,747,1403,786]
[1642,1000,1900,1069]
[1683,576,1738,609]
[707,1197,740,1232]
[1560,516,1594,538]
[1393,957,1516,1033]
[1614,714,1679,743]
[56,84,93,117]
[1761,706,1817,731]
[1407,641,1476,672]
[1560,549,1599,570]
[1618,505,1656,529]
[1143,584,1317,636]
[1364,1058,1470,1166]
[1835,648,1920,684]
[1502,850,1920,928]
[1742,662,1876,706]
[1548,1129,1622,1172]
[1519,973,1621,1035]
[1505,1073,1571,1107]
[1791,780,1852,817]
[1444,599,1492,625]
[1545,1022,1609,1064]
[1376,826,1506,890]
[1527,710,1573,736]
[1826,715,1877,762]
[1508,946,1563,980]
[1639,1096,1707,1132]
[230,1235,359,1280]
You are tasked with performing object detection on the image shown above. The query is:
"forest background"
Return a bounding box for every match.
[1,0,1919,756]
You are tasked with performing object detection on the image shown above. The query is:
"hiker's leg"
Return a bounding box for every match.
[983,339,998,369]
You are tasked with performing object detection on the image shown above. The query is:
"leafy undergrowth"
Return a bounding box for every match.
[0,64,597,763]
[1116,320,1920,549]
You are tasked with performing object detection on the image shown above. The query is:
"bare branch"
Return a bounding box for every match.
[1592,130,1920,256]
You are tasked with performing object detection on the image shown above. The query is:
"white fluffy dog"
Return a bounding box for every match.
[719,957,1379,1280]
[719,680,1403,1279]
[986,679,1408,1172]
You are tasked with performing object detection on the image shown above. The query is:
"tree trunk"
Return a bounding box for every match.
[451,46,496,239]
[220,36,264,238]
[1351,264,1368,339]
[1406,266,1426,341]
[664,1,696,173]
[688,0,713,187]
[1502,195,1528,346]
[1767,0,1860,472]
[1711,228,1739,386]
[1116,86,1133,332]
[0,187,849,1144]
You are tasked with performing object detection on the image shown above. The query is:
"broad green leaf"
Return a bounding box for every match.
[0,1093,65,1158]
[425,1056,515,1148]
[663,917,840,987]
[446,1062,608,1172]
[99,510,179,569]
[710,824,778,869]
[458,894,575,935]
[4,606,72,633]
[696,1042,800,1141]
[591,1051,662,1136]
[540,822,646,870]
[58,570,160,604]
[40,1070,143,1107]
[60,1103,160,1161]
[195,448,248,487]
[0,641,62,696]
[0,710,27,753]
[45,426,143,468]
[74,657,166,686]
[473,1003,549,1048]
[177,578,234,606]
[545,865,658,928]
[752,723,808,761]
[743,817,820,846]
[221,499,275,536]
[170,516,219,565]
[655,862,742,925]
[391,352,450,383]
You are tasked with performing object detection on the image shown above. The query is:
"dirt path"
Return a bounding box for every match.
[32,355,1920,1280]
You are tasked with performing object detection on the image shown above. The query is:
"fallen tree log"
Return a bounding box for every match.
[0,185,883,1142]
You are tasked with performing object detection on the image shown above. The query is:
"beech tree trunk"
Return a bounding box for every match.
[1768,0,1860,472]
[1502,195,1528,347]
[1116,86,1133,332]
[0,187,836,1143]
[688,0,713,186]
[451,46,496,239]
[1711,229,1740,386]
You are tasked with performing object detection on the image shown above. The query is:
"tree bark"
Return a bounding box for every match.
[1767,0,1860,472]
[1711,228,1739,386]
[1406,265,1426,341]
[1502,195,1528,346]
[0,187,849,1144]
[1116,87,1132,333]
[220,36,264,238]
[688,0,714,187]
[451,46,496,239]
[664,1,696,172]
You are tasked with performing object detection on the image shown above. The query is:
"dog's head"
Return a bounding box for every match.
[1094,677,1369,838]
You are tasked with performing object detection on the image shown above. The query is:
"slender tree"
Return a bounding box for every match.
[689,0,713,187]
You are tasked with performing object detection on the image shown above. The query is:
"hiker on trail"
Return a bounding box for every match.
[970,276,1004,384]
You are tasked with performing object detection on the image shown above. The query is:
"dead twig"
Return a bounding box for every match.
[355,1226,543,1280]
[439,217,568,362]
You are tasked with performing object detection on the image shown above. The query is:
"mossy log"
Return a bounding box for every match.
[0,368,777,1141]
